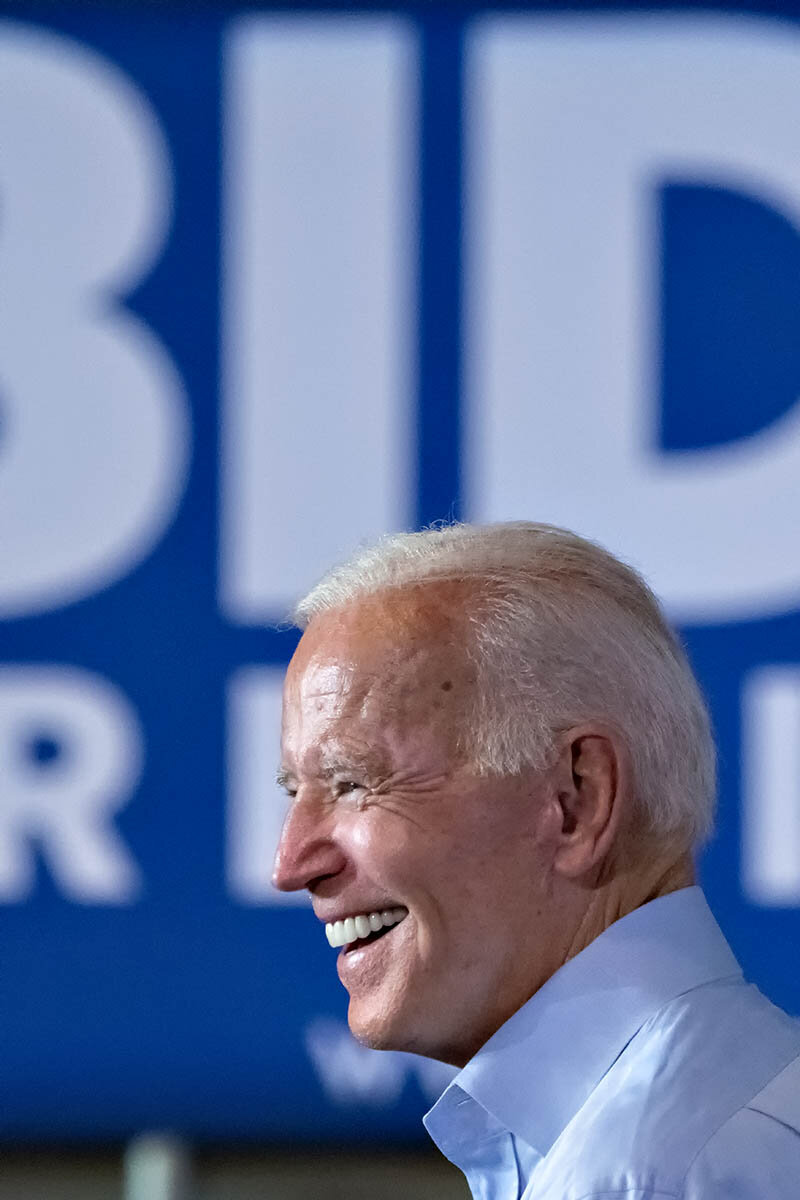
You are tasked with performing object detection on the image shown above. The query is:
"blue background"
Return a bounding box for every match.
[2,0,800,1144]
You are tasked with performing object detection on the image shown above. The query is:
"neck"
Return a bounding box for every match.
[563,843,695,965]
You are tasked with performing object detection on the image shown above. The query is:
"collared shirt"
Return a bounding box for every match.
[424,887,800,1199]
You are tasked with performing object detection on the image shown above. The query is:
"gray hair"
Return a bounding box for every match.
[295,522,715,846]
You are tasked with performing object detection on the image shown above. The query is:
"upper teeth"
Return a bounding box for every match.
[326,908,408,948]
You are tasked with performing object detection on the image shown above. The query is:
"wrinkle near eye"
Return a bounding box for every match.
[360,793,432,832]
[354,771,457,832]
[372,767,453,796]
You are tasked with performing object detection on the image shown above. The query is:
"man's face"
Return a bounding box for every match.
[275,588,563,1066]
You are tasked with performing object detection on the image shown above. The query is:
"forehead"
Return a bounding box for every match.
[281,585,477,773]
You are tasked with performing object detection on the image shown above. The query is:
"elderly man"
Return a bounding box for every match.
[274,522,800,1199]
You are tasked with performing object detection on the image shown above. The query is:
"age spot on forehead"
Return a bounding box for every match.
[440,680,453,692]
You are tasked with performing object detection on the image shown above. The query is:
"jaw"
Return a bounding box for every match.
[344,930,541,1065]
[339,926,479,1061]
[347,986,482,1065]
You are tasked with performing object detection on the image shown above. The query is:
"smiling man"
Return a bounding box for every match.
[274,522,800,1200]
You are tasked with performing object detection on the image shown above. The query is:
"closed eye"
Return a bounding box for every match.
[334,780,362,797]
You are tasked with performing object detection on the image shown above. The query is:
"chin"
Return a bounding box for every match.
[347,998,461,1064]
[347,998,407,1052]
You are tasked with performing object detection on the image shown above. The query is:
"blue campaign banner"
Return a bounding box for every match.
[2,0,800,1142]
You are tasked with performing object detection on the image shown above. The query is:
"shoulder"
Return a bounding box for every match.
[682,1057,800,1198]
[534,980,800,1199]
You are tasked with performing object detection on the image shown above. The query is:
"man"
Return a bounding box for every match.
[274,521,800,1199]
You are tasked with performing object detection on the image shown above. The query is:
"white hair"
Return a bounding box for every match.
[295,522,715,846]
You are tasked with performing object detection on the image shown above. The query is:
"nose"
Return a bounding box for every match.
[272,797,347,893]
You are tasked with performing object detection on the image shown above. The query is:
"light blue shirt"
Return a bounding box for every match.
[424,887,800,1199]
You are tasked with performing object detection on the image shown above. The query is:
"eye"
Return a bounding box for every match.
[334,780,361,797]
[275,772,297,799]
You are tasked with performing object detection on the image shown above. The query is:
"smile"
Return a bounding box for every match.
[325,907,408,948]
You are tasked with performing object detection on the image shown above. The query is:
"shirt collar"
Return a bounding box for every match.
[425,887,741,1160]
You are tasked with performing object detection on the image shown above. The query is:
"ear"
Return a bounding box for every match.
[550,726,629,879]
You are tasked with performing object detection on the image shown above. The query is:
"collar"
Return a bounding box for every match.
[425,887,741,1160]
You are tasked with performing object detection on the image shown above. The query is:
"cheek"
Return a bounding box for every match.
[340,813,409,887]
[341,812,453,916]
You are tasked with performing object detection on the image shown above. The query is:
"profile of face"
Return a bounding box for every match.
[273,586,591,1067]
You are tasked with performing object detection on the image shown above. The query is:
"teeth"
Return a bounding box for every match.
[325,907,408,948]
[354,915,370,939]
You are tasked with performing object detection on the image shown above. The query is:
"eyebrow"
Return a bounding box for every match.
[318,749,390,780]
[275,751,390,790]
